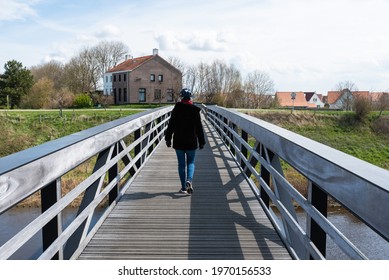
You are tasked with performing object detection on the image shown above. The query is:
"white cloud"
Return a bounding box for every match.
[155,31,231,52]
[155,33,186,51]
[95,24,121,38]
[0,0,39,21]
[2,0,389,93]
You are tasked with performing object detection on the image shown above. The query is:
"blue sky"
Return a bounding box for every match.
[1,0,389,94]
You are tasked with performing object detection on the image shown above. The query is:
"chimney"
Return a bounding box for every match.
[153,48,158,56]
[125,54,133,60]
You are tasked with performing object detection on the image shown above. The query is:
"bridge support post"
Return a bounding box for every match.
[109,143,119,205]
[229,123,237,156]
[259,145,271,208]
[241,130,248,170]
[307,182,327,259]
[41,178,63,260]
[145,122,153,156]
[134,128,141,168]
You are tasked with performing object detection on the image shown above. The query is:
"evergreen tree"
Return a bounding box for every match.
[0,60,34,108]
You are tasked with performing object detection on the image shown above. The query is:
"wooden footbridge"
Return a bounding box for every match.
[1,106,389,260]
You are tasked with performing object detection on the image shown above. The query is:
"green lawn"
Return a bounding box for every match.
[242,110,389,170]
[0,108,146,157]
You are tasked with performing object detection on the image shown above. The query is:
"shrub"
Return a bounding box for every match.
[73,93,93,108]
[372,116,389,136]
[353,96,371,121]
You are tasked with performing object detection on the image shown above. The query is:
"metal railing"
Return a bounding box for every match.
[204,105,389,260]
[0,106,173,260]
[2,104,388,260]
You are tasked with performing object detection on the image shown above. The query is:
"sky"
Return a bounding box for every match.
[1,0,389,95]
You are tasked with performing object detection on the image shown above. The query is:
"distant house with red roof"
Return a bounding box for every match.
[275,91,324,108]
[104,49,182,104]
[326,90,370,110]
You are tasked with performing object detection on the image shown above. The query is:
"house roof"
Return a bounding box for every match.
[107,55,154,73]
[327,91,342,104]
[353,91,370,99]
[327,90,371,104]
[276,91,308,107]
[370,92,388,102]
[304,92,315,102]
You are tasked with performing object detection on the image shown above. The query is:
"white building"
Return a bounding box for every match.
[103,73,113,95]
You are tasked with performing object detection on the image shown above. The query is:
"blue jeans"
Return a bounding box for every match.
[175,149,196,190]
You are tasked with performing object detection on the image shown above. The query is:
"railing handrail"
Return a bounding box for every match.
[0,106,172,214]
[204,105,389,260]
[0,106,173,259]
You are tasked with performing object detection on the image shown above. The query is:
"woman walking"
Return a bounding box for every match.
[165,88,205,194]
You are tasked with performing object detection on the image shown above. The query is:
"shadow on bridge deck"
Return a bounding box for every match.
[77,120,291,260]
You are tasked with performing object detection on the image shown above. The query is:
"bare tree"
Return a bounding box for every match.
[180,60,276,108]
[184,65,197,93]
[166,56,187,101]
[223,63,242,95]
[93,41,129,80]
[193,62,212,102]
[193,60,242,104]
[52,88,75,115]
[377,92,389,117]
[167,56,186,73]
[64,50,94,93]
[244,70,274,108]
[63,41,128,93]
[335,80,358,111]
[30,60,65,91]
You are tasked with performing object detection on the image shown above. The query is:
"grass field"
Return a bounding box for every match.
[0,108,149,157]
[241,109,389,170]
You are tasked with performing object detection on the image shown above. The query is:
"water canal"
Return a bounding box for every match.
[0,207,388,260]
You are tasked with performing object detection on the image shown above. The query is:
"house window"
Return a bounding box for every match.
[139,88,146,102]
[118,74,121,82]
[113,88,117,102]
[124,88,127,102]
[158,74,163,82]
[124,73,126,82]
[113,75,116,82]
[105,76,108,83]
[118,88,122,102]
[154,89,161,100]
[150,74,155,82]
[167,89,174,102]
[110,76,112,82]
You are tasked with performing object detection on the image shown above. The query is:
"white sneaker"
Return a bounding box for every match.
[185,180,193,194]
[179,189,188,194]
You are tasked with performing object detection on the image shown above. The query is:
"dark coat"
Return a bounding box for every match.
[165,102,206,150]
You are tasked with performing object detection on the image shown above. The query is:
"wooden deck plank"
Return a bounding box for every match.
[77,119,291,260]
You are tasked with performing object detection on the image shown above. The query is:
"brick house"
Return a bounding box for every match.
[104,49,182,104]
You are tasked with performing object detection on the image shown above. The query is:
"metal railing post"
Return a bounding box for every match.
[241,130,248,170]
[260,144,271,208]
[134,128,142,168]
[108,143,119,205]
[41,178,62,260]
[307,182,328,259]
